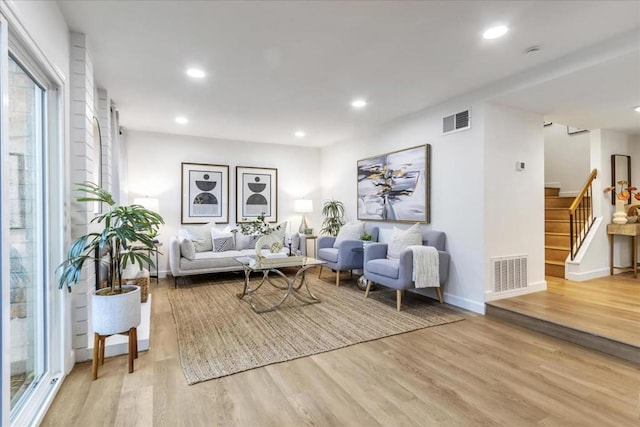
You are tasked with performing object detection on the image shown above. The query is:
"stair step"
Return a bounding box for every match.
[545,261,565,278]
[545,187,560,197]
[545,247,569,262]
[545,233,570,247]
[545,196,575,208]
[545,221,570,233]
[545,208,570,220]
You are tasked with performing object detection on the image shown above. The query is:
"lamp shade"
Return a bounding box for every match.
[294,199,313,213]
[134,197,160,213]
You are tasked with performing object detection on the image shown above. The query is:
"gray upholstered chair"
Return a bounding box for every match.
[363,230,449,311]
[317,226,379,287]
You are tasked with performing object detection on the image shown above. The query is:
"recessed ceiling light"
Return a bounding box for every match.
[294,130,306,138]
[351,99,367,109]
[175,116,188,124]
[483,25,508,40]
[634,106,640,113]
[186,68,206,78]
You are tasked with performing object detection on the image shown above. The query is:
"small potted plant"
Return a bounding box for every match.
[320,200,345,236]
[237,212,281,236]
[58,182,164,336]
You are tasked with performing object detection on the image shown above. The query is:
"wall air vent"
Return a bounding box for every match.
[491,254,528,294]
[443,109,471,134]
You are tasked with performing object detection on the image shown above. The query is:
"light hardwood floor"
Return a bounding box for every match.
[487,274,640,346]
[42,275,640,426]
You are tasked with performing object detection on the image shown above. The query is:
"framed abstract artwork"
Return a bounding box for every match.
[236,166,278,223]
[181,162,229,224]
[357,144,430,223]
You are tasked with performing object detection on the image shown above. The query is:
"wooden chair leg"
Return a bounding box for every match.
[317,265,323,278]
[396,290,402,311]
[92,333,100,380]
[335,271,340,287]
[364,280,372,298]
[436,287,443,304]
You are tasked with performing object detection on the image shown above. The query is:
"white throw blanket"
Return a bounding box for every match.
[410,246,440,288]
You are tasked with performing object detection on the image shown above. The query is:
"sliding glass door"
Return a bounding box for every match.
[7,54,47,416]
[1,12,64,425]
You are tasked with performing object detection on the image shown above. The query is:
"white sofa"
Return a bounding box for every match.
[169,223,307,287]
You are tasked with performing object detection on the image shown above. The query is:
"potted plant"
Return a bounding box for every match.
[320,200,345,236]
[58,182,164,335]
[237,212,281,236]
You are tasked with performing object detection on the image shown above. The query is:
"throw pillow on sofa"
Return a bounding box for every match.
[179,237,196,260]
[184,221,216,252]
[213,236,235,252]
[210,228,236,252]
[333,221,365,248]
[387,223,422,259]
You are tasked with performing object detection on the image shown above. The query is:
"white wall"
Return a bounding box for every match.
[125,130,322,275]
[320,99,486,314]
[484,103,546,297]
[544,123,591,195]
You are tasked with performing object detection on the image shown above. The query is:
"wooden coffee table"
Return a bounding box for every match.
[235,256,326,313]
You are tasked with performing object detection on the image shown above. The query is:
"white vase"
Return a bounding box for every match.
[612,199,628,225]
[92,285,141,335]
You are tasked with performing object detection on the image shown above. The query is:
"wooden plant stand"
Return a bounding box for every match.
[92,327,138,380]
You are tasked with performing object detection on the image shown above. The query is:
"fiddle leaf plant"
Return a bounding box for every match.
[320,199,345,237]
[57,182,165,294]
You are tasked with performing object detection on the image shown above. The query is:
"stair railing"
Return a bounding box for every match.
[568,169,598,260]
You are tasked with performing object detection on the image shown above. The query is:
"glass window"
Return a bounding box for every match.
[7,54,46,413]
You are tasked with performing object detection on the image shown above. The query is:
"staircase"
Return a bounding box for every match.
[545,187,571,278]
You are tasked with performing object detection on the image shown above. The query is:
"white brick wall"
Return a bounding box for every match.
[69,32,95,354]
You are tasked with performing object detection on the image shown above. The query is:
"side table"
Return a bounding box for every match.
[303,234,318,258]
[606,223,640,278]
[150,241,162,283]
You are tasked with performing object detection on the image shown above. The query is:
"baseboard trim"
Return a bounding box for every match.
[486,304,639,364]
[565,267,610,282]
[443,292,485,314]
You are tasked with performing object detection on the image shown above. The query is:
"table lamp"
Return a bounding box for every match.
[294,199,313,234]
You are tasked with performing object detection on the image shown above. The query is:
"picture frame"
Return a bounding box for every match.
[236,166,278,223]
[181,162,229,224]
[357,144,430,223]
[567,126,588,135]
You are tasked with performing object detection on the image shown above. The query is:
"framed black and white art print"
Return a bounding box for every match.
[181,162,229,224]
[236,166,278,223]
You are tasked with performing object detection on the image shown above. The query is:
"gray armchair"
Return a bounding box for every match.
[363,230,449,311]
[317,226,379,287]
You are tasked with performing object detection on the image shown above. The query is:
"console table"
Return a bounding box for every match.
[606,223,640,278]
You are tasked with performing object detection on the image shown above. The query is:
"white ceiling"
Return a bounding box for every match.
[57,0,640,146]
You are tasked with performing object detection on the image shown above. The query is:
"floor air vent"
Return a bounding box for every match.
[491,255,528,293]
[443,109,470,134]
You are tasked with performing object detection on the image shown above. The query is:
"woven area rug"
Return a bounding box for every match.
[168,274,464,385]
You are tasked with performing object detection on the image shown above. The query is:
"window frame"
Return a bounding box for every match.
[0,4,67,426]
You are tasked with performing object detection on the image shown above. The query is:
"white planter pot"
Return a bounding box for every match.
[92,285,141,336]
